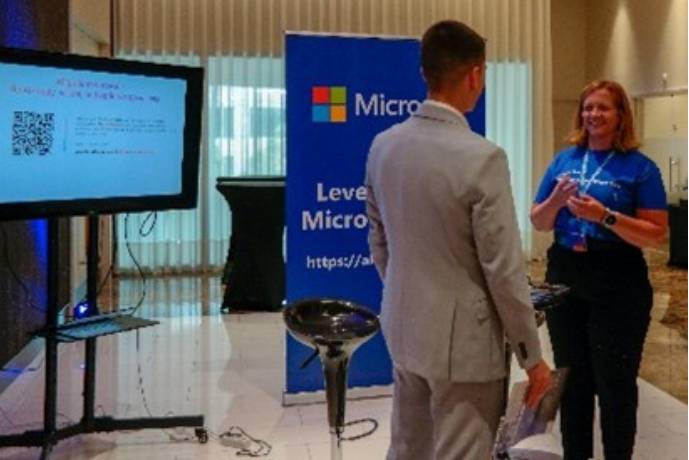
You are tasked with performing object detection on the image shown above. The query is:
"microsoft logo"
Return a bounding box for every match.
[312,86,347,123]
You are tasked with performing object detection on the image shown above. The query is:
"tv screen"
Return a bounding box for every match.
[0,47,203,221]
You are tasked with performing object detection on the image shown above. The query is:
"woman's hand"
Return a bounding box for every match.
[567,195,668,247]
[566,194,606,222]
[530,175,579,232]
[549,175,579,208]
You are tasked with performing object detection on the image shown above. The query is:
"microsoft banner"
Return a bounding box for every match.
[285,33,485,395]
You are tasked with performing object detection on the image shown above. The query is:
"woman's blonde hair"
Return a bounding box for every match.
[566,80,641,152]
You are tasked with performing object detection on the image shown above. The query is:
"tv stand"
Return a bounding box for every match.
[0,216,207,458]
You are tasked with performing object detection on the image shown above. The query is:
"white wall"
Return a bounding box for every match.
[71,0,111,48]
[552,0,688,151]
[640,93,688,202]
[585,0,687,96]
[551,0,588,154]
[69,0,110,57]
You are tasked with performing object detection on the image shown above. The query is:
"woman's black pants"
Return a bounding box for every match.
[545,242,652,460]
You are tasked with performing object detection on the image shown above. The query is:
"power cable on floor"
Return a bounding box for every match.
[341,417,379,441]
[131,318,271,455]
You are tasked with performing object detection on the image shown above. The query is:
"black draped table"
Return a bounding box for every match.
[668,200,687,267]
[216,176,285,311]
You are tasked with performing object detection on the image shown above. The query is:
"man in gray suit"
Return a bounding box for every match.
[365,20,552,459]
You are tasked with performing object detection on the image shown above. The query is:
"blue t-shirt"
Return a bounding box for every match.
[533,146,666,249]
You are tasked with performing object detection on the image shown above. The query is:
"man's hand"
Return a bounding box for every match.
[524,359,552,409]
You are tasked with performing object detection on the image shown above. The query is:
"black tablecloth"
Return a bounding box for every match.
[668,201,687,267]
[216,177,285,311]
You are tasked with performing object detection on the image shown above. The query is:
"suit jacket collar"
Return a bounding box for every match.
[413,99,470,129]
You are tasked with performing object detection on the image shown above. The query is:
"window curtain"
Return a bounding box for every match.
[114,0,553,273]
[114,54,203,273]
[114,54,285,273]
[486,61,533,252]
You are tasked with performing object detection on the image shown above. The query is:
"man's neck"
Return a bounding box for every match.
[426,98,462,116]
[427,91,471,114]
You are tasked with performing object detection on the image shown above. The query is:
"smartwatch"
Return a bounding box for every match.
[601,208,618,228]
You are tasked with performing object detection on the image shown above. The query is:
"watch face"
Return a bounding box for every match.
[604,213,617,226]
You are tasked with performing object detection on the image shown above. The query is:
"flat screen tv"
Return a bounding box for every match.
[0,47,203,221]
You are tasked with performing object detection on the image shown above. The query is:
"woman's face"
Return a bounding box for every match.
[581,88,620,144]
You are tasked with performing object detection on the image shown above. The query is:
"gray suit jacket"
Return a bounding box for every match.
[365,100,542,383]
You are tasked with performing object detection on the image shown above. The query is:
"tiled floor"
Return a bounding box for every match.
[0,275,686,459]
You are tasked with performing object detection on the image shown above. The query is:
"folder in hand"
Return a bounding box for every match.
[492,368,569,460]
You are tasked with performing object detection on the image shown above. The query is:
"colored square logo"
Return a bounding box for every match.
[311,85,348,123]
[330,87,347,104]
[312,86,330,104]
[312,105,330,122]
[330,105,347,122]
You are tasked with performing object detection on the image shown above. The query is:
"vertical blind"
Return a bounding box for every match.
[114,0,553,272]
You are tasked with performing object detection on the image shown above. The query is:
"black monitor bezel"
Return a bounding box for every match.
[0,47,204,221]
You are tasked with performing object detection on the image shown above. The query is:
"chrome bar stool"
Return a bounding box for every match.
[284,298,380,460]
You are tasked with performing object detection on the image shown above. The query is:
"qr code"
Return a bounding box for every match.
[12,111,55,156]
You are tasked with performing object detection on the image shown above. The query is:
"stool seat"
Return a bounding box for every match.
[283,298,379,349]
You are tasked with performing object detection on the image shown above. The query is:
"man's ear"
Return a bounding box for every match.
[468,65,482,91]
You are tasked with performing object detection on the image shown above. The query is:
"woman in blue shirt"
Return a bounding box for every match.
[531,80,667,460]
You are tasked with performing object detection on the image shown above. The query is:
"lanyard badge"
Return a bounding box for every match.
[570,150,615,251]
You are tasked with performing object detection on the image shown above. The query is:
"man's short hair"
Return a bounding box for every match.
[421,20,486,91]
